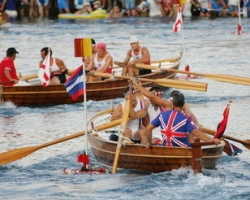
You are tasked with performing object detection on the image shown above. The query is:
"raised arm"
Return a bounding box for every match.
[131,78,172,109]
[183,104,202,128]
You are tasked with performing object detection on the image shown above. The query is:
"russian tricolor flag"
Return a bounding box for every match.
[64,65,85,101]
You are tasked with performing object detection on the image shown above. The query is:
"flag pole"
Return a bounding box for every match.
[237,0,242,35]
[180,8,186,61]
[83,63,88,155]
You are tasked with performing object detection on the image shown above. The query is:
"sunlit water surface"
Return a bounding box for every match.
[0,17,250,200]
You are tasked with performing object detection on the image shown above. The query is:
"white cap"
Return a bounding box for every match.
[93,1,100,5]
[129,36,139,43]
[84,2,90,6]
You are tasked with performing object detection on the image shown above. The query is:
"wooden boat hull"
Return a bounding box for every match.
[88,133,225,173]
[1,61,180,106]
[87,109,225,173]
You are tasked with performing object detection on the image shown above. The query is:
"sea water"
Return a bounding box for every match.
[0,17,250,200]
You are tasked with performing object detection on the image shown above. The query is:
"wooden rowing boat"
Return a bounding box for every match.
[1,57,181,106]
[87,109,225,173]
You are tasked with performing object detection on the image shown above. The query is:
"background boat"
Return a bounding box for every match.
[58,10,108,19]
[1,58,181,106]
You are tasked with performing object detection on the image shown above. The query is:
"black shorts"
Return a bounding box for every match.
[139,69,152,75]
[51,73,66,83]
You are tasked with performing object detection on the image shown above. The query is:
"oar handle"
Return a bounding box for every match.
[91,71,207,92]
[21,69,75,81]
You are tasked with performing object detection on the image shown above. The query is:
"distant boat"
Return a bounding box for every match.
[58,10,108,19]
[1,56,181,106]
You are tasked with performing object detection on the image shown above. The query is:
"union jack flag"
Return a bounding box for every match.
[160,111,191,147]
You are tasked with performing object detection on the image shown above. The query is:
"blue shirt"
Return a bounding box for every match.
[151,110,196,147]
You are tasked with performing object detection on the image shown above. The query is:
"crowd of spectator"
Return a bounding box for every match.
[0,0,249,20]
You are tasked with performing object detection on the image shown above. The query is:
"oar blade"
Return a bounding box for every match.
[140,78,207,92]
[207,74,250,86]
[0,146,39,166]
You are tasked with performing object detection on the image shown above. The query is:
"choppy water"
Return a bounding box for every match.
[0,17,250,200]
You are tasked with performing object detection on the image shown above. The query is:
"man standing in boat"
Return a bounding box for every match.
[39,47,68,85]
[114,36,151,77]
[146,92,221,147]
[85,42,113,82]
[0,47,19,86]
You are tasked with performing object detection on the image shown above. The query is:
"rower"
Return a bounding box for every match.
[114,36,151,77]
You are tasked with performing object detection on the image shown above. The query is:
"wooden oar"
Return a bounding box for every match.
[112,88,131,174]
[114,57,179,68]
[140,77,207,92]
[136,64,250,86]
[90,71,207,92]
[0,119,121,166]
[201,127,250,150]
[20,69,75,81]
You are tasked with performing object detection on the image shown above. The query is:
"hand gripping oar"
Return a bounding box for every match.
[136,63,250,86]
[0,118,122,166]
[112,85,131,174]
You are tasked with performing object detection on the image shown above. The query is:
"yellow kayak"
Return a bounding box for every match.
[58,10,108,19]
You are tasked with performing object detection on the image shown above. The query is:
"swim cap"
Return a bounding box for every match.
[96,42,106,50]
[129,36,139,43]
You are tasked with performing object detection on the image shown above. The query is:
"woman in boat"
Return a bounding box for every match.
[0,47,19,86]
[146,92,221,147]
[39,47,68,85]
[85,42,113,82]
[114,36,151,77]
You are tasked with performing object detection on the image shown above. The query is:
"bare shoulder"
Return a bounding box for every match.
[127,49,132,55]
[142,46,149,52]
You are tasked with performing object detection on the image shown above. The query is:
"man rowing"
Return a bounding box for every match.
[39,47,68,85]
[85,42,113,82]
[114,36,151,77]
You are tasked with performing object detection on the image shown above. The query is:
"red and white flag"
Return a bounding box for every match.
[172,7,182,33]
[38,50,51,87]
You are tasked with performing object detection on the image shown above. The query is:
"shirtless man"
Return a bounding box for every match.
[39,47,68,85]
[114,36,151,77]
[85,42,113,82]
